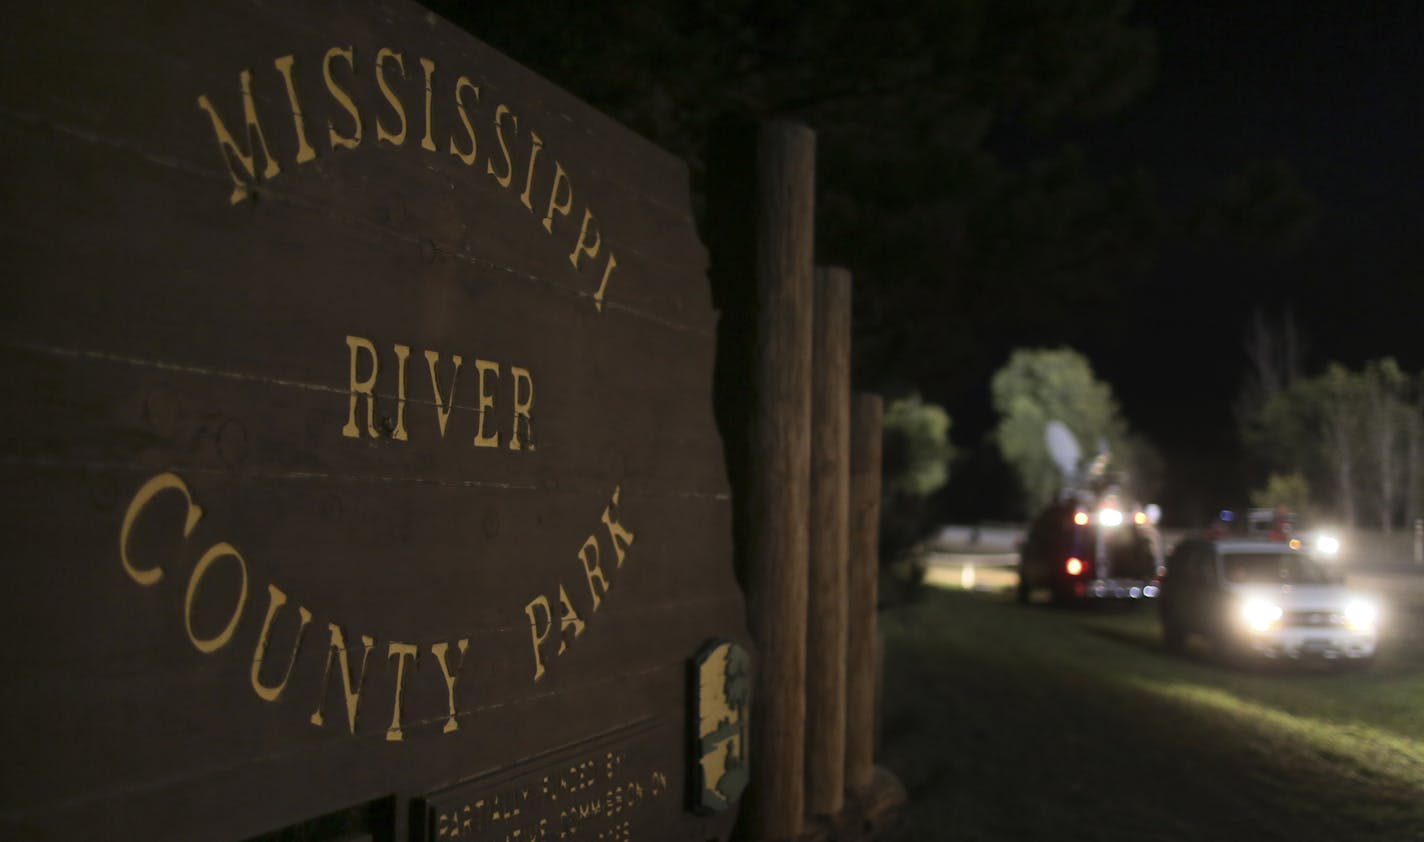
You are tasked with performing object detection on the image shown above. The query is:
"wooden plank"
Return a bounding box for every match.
[845,394,884,793]
[0,2,749,840]
[744,121,816,842]
[805,267,852,817]
[0,3,713,332]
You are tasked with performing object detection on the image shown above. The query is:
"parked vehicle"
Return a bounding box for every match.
[1209,507,1341,555]
[1245,505,1305,536]
[1240,507,1341,557]
[1158,537,1378,664]
[1017,497,1164,604]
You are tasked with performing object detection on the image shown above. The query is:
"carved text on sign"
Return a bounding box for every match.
[524,487,637,681]
[430,749,670,841]
[116,469,634,741]
[197,47,621,310]
[341,334,535,449]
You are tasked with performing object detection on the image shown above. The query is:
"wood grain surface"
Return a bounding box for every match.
[805,267,851,817]
[743,120,816,842]
[845,394,884,793]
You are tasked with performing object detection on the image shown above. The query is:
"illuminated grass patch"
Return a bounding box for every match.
[880,589,1424,841]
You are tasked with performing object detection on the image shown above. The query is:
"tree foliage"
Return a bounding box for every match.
[990,347,1151,513]
[1249,472,1310,514]
[883,395,957,498]
[434,0,1157,170]
[1189,159,1322,255]
[880,394,956,565]
[425,1,1329,524]
[1234,307,1303,430]
[1245,359,1420,529]
[429,0,1164,393]
[1362,358,1410,531]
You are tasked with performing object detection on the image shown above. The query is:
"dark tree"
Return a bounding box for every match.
[427,0,1163,396]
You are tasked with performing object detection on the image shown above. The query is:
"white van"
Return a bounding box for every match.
[1159,538,1378,664]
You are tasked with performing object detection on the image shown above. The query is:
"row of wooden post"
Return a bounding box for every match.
[745,121,886,840]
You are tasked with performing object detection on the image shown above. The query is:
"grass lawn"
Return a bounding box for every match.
[879,587,1424,841]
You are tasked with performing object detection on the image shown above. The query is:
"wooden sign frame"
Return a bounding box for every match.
[0,2,749,840]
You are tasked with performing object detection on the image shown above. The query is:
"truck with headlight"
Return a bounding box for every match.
[1016,492,1165,604]
[1240,507,1342,557]
[1157,537,1378,664]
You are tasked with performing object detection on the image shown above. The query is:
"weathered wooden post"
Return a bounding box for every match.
[745,120,817,841]
[806,267,852,817]
[845,393,884,794]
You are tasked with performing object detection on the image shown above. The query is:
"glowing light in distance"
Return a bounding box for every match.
[1289,539,1302,550]
[1344,599,1377,631]
[1073,511,1090,526]
[1241,599,1283,632]
[1065,557,1084,576]
[1098,508,1124,527]
[1134,511,1148,525]
[1316,534,1341,556]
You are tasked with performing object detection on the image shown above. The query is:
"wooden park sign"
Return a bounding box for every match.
[0,2,751,840]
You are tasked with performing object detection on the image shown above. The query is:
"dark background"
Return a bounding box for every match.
[1033,0,1424,525]
[444,0,1424,527]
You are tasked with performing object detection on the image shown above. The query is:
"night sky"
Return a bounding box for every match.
[952,1,1424,525]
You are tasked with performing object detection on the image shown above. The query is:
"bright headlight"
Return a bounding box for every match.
[1316,534,1341,556]
[1098,508,1123,527]
[1344,599,1377,631]
[1241,599,1283,632]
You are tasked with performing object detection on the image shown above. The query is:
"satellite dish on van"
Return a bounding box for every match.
[1044,421,1081,480]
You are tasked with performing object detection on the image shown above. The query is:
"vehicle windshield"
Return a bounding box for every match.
[1222,551,1331,584]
